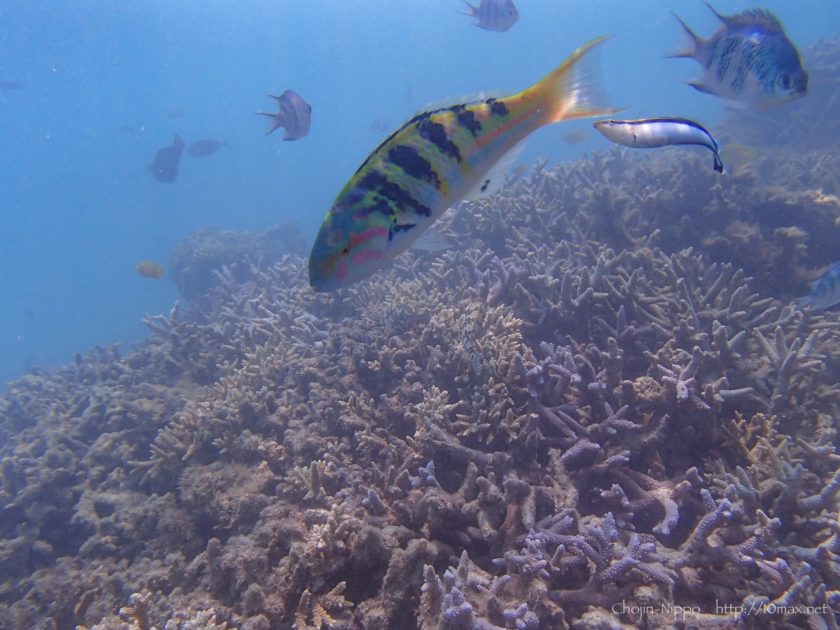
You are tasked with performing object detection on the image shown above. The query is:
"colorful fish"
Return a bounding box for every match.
[258,90,311,140]
[309,37,614,292]
[459,0,519,32]
[670,3,807,109]
[594,117,723,173]
[135,261,165,279]
[794,262,840,312]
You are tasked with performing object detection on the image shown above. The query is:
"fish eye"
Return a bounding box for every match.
[781,74,791,88]
[341,246,351,257]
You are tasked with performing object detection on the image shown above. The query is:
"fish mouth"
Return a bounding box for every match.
[308,252,340,292]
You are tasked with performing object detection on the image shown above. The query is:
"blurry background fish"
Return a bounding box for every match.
[459,0,519,32]
[258,90,311,140]
[148,134,185,183]
[134,260,165,279]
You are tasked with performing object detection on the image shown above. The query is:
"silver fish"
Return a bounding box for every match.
[148,134,185,183]
[258,90,311,140]
[670,3,807,109]
[594,117,723,173]
[794,262,840,312]
[459,0,518,33]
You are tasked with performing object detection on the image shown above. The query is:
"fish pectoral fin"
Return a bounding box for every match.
[464,141,527,201]
[412,226,456,252]
[688,80,716,95]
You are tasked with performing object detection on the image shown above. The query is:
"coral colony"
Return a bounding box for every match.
[1,40,840,629]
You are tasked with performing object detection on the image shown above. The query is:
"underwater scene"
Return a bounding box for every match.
[2,0,840,628]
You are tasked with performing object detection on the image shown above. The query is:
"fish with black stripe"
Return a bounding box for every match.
[309,37,615,291]
[669,3,807,109]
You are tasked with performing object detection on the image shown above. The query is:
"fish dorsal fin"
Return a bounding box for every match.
[707,3,784,32]
[413,91,505,117]
[457,0,477,17]
[464,141,527,201]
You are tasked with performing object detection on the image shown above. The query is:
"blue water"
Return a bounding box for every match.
[0,0,836,385]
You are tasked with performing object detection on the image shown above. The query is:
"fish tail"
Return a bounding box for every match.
[256,111,282,135]
[667,13,702,59]
[530,36,618,125]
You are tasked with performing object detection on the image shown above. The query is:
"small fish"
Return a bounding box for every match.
[187,138,228,157]
[562,130,589,145]
[594,117,724,173]
[258,90,311,140]
[309,37,615,291]
[794,262,840,312]
[135,260,165,279]
[459,0,519,32]
[148,134,185,183]
[670,3,807,109]
[0,79,25,90]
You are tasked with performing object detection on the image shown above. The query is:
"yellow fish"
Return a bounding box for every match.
[135,260,165,279]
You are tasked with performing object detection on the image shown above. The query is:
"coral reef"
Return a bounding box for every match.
[2,37,840,630]
[168,223,307,301]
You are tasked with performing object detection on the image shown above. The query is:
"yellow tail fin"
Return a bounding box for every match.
[528,36,619,124]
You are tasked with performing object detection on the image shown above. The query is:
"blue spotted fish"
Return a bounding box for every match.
[794,262,840,312]
[670,3,807,109]
[309,37,614,291]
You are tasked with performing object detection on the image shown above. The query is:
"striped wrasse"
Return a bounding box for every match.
[308,37,615,292]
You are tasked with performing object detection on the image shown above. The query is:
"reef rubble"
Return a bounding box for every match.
[1,37,840,630]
